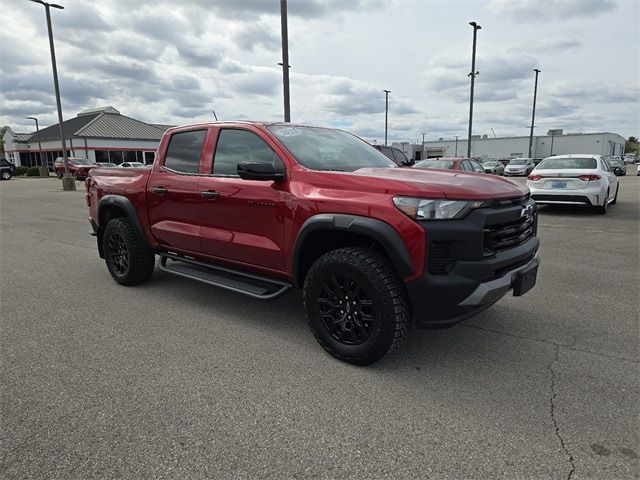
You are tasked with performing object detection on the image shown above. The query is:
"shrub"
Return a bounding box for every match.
[14,166,28,176]
[26,167,41,176]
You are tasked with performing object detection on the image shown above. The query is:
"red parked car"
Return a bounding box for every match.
[86,122,539,365]
[413,157,485,173]
[54,157,96,180]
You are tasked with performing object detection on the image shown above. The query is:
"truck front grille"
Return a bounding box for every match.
[484,215,536,252]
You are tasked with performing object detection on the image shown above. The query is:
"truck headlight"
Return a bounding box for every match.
[393,196,486,220]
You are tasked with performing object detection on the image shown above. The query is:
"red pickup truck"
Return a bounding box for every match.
[86,122,539,365]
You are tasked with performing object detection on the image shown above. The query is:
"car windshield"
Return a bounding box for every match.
[484,161,498,166]
[267,125,395,172]
[508,159,527,165]
[71,158,91,165]
[414,159,454,170]
[537,157,598,169]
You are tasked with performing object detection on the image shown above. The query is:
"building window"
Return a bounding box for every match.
[144,151,155,164]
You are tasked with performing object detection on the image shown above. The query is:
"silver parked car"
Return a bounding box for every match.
[504,158,535,176]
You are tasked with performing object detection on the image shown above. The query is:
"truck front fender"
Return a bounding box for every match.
[292,214,414,287]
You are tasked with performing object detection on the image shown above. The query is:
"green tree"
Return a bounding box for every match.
[625,136,639,154]
[0,125,7,158]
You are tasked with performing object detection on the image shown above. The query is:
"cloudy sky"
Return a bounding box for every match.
[2,0,638,144]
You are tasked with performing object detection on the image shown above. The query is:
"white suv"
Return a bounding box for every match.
[527,154,619,214]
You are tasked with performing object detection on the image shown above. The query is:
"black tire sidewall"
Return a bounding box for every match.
[103,221,132,282]
[303,249,406,364]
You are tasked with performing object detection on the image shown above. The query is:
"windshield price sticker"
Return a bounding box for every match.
[277,128,301,137]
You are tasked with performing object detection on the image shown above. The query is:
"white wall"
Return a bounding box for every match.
[418,133,626,159]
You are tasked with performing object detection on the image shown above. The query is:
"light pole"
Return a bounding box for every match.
[30,0,74,190]
[25,116,46,176]
[550,131,556,156]
[455,135,459,156]
[383,89,391,145]
[528,68,541,158]
[421,132,426,160]
[467,21,481,158]
[279,0,291,122]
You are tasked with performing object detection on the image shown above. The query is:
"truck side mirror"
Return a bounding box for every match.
[237,162,285,182]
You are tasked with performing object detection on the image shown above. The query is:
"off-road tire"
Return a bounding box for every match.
[595,190,609,214]
[103,218,155,285]
[303,247,410,365]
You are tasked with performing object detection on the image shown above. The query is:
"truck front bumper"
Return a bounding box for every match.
[405,198,540,328]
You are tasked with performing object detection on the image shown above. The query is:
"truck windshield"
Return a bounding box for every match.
[267,125,396,172]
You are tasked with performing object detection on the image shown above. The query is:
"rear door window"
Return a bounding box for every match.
[164,129,206,174]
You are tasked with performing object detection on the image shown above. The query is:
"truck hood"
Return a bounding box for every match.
[352,167,529,200]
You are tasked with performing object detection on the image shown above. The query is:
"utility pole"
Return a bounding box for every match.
[528,68,541,158]
[383,89,391,145]
[30,0,74,190]
[26,117,46,176]
[455,135,459,156]
[467,21,481,158]
[279,0,291,122]
[422,132,426,159]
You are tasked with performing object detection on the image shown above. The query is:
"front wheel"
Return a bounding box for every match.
[1,171,11,180]
[303,247,410,365]
[103,218,155,285]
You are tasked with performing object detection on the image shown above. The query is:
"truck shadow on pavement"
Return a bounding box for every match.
[142,269,546,372]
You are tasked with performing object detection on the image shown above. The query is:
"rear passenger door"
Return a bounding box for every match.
[147,129,207,253]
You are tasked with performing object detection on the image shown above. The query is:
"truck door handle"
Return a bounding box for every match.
[152,186,168,195]
[201,190,220,199]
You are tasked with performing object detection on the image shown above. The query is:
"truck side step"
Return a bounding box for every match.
[158,252,292,300]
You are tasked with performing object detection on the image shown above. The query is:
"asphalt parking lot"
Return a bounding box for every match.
[1,174,638,479]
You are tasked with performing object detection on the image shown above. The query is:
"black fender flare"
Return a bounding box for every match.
[292,214,414,286]
[97,195,150,249]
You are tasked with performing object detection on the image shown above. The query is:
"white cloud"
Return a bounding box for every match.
[488,0,617,22]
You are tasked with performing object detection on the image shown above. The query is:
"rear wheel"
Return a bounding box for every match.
[103,218,155,285]
[595,190,609,214]
[303,247,410,365]
[1,170,11,180]
[56,171,63,179]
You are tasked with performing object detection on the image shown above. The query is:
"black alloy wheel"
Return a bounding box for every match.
[316,275,376,346]
[107,232,129,276]
[103,217,155,285]
[303,247,410,365]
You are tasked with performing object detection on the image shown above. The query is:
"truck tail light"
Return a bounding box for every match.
[577,175,601,181]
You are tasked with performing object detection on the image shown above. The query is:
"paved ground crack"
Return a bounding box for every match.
[548,344,576,480]
[462,323,638,364]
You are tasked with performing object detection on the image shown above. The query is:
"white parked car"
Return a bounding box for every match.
[504,158,535,176]
[637,164,640,176]
[527,154,619,214]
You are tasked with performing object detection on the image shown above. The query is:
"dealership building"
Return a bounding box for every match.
[3,106,171,168]
[397,130,627,161]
